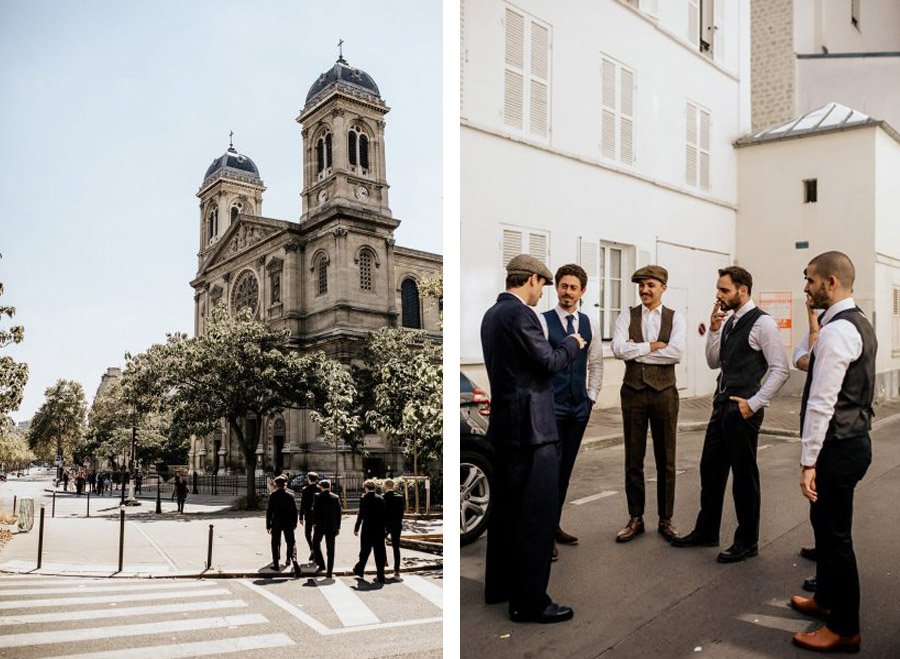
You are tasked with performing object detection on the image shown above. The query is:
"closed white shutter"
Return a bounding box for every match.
[529,21,550,137]
[579,240,598,278]
[619,67,634,165]
[699,108,711,190]
[687,0,700,46]
[504,71,524,128]
[601,58,617,159]
[713,0,725,62]
[502,229,523,267]
[503,7,551,139]
[893,288,900,351]
[504,9,525,129]
[528,232,548,262]
[686,102,698,186]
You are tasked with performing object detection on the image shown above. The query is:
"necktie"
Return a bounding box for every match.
[566,314,575,335]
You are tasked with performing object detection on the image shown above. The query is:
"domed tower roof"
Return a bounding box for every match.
[201,144,262,188]
[305,56,381,106]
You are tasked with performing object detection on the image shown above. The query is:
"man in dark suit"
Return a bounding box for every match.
[298,472,320,561]
[311,480,342,579]
[266,475,299,571]
[353,479,387,583]
[383,479,406,578]
[481,253,586,624]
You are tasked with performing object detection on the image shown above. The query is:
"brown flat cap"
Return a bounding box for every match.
[506,254,554,284]
[631,265,668,284]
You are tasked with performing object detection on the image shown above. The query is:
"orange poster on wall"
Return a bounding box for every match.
[759,292,792,347]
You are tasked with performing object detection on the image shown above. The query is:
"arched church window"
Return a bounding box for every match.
[359,249,374,291]
[401,278,421,329]
[207,207,218,244]
[230,201,243,223]
[348,126,370,174]
[316,253,328,296]
[316,132,333,178]
[232,270,260,318]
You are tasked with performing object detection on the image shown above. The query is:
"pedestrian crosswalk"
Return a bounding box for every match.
[0,572,442,657]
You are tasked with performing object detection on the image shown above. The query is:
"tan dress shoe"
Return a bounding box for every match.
[790,595,831,621]
[657,519,678,543]
[555,527,579,545]
[792,626,860,652]
[615,517,644,543]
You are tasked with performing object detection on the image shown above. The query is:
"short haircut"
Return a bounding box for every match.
[363,479,376,491]
[554,264,588,289]
[718,266,753,295]
[307,472,319,483]
[384,479,394,489]
[319,480,331,490]
[808,251,855,289]
[506,272,536,289]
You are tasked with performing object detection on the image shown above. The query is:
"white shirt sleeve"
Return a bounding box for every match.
[793,331,811,368]
[611,309,648,361]
[746,315,790,412]
[586,335,604,403]
[705,327,722,369]
[537,312,549,340]
[639,310,685,365]
[800,319,864,466]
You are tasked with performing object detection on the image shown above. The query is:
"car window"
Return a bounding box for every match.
[460,372,474,393]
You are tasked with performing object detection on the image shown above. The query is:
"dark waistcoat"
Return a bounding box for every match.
[714,307,769,404]
[800,307,877,440]
[623,305,676,391]
[544,310,592,408]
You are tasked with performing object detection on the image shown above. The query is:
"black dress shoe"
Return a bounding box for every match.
[670,531,719,548]
[803,576,817,592]
[717,544,758,563]
[510,602,574,624]
[800,546,817,562]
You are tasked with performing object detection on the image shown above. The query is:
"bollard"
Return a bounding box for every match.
[37,507,45,569]
[12,495,16,516]
[51,491,56,518]
[206,524,214,570]
[86,491,90,518]
[117,508,125,573]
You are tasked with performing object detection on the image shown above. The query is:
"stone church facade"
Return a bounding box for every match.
[187,57,442,477]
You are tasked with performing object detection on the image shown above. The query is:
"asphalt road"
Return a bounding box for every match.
[0,570,442,658]
[461,418,900,658]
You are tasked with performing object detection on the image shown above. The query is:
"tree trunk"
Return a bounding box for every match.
[229,417,259,510]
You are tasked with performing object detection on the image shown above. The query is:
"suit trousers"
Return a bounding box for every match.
[556,400,592,520]
[386,528,402,573]
[693,400,762,546]
[270,526,296,565]
[312,527,337,577]
[811,434,871,637]
[621,384,679,520]
[356,532,386,580]
[304,521,315,556]
[485,441,560,615]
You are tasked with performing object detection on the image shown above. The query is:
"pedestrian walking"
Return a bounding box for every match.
[134,471,142,495]
[539,264,603,558]
[353,479,387,583]
[173,474,188,513]
[104,473,112,495]
[75,471,85,496]
[62,470,69,492]
[788,252,874,653]
[88,470,97,494]
[383,479,406,578]
[266,475,298,572]
[96,472,105,496]
[480,254,585,624]
[312,480,342,579]
[298,472,320,561]
[672,266,789,562]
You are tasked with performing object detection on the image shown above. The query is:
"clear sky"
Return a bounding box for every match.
[0,0,443,422]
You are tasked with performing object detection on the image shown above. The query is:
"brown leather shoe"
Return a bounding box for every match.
[792,626,860,653]
[615,517,644,543]
[555,527,579,545]
[790,595,831,621]
[657,519,678,543]
[551,544,559,561]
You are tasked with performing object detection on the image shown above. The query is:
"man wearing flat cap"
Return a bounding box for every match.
[611,265,686,544]
[480,253,587,624]
[266,474,299,572]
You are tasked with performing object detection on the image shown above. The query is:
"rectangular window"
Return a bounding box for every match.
[686,100,711,191]
[804,178,818,203]
[501,225,549,268]
[893,287,900,353]
[601,56,635,165]
[598,242,633,341]
[504,6,551,138]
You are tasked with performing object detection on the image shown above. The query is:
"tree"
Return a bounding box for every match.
[0,417,34,472]
[419,274,443,329]
[0,252,28,415]
[27,379,87,467]
[125,306,356,508]
[365,328,442,476]
[309,358,360,475]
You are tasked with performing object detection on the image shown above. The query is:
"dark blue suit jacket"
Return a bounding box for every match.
[481,292,580,447]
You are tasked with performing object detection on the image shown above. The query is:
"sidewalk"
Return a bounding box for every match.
[581,392,900,449]
[0,478,443,579]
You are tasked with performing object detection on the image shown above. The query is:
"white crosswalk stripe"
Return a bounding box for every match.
[46,633,296,659]
[0,586,230,610]
[0,598,248,625]
[0,581,192,596]
[318,577,380,626]
[401,574,443,609]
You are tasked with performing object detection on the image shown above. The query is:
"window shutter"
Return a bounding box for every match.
[530,82,549,136]
[713,0,725,62]
[601,58,617,159]
[579,240,598,277]
[699,109,711,190]
[504,72,524,128]
[505,10,525,68]
[529,22,550,137]
[893,287,900,351]
[687,0,700,46]
[686,102,698,186]
[502,228,523,266]
[619,67,634,164]
[528,232,548,262]
[504,9,526,129]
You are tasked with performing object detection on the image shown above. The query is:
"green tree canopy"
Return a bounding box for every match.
[27,379,87,464]
[0,252,29,415]
[0,417,34,470]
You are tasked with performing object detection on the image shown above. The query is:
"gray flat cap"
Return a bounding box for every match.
[631,265,668,284]
[506,254,554,284]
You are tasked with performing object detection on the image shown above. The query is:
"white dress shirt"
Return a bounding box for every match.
[538,305,605,403]
[705,299,790,413]
[797,297,864,466]
[611,303,686,365]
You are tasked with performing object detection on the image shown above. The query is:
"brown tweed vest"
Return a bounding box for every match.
[623,305,676,391]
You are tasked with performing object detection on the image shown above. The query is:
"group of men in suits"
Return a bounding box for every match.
[480,250,874,652]
[353,478,407,583]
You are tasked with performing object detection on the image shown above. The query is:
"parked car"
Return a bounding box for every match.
[460,372,494,545]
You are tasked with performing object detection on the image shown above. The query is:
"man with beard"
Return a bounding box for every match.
[611,266,685,543]
[789,252,874,653]
[672,266,789,562]
[481,254,586,624]
[540,264,603,556]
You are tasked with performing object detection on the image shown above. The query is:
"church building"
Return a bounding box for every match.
[187,56,442,477]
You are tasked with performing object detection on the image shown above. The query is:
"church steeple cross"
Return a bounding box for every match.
[337,39,345,62]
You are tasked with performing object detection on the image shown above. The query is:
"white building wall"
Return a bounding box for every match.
[461,0,750,402]
[794,0,900,54]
